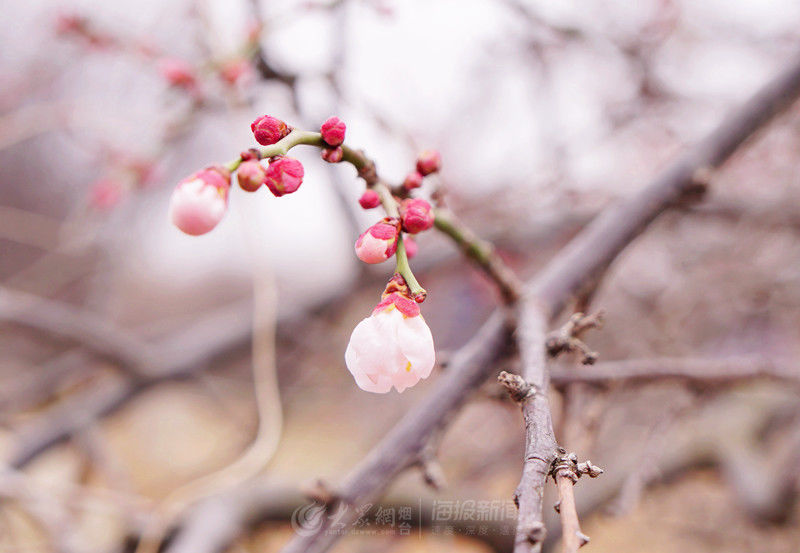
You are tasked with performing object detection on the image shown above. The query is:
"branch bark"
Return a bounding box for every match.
[549,356,800,389]
[510,50,800,553]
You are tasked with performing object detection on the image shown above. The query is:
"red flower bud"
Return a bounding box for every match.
[251,115,291,146]
[400,198,435,234]
[321,146,343,163]
[237,160,266,192]
[358,189,381,209]
[264,157,304,196]
[403,171,423,191]
[416,149,441,176]
[320,116,346,146]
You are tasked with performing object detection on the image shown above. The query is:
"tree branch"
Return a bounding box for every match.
[549,356,800,389]
[510,50,800,553]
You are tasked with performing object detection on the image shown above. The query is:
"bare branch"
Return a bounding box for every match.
[549,356,800,390]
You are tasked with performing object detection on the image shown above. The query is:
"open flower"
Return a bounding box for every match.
[345,292,435,393]
[168,166,230,235]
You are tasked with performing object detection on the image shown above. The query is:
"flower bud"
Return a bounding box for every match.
[416,149,441,176]
[169,166,231,235]
[355,218,400,264]
[264,157,304,196]
[237,160,266,192]
[321,146,343,163]
[403,236,418,259]
[251,115,290,146]
[157,57,197,89]
[358,189,381,209]
[345,291,435,393]
[402,171,423,191]
[320,116,346,146]
[400,198,435,234]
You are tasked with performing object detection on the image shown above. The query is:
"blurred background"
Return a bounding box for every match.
[1,0,800,551]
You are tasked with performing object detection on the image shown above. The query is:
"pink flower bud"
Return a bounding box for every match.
[89,178,126,211]
[237,160,266,192]
[355,219,400,264]
[404,236,418,259]
[416,149,441,176]
[321,146,343,163]
[320,116,346,146]
[157,57,197,89]
[251,115,291,146]
[400,198,435,234]
[219,59,252,86]
[345,292,435,393]
[358,189,381,209]
[169,166,230,236]
[264,157,304,196]
[402,171,423,191]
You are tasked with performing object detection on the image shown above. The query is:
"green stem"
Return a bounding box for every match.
[394,235,426,299]
[224,129,427,300]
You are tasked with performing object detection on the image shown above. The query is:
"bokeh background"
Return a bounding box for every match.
[1,0,800,552]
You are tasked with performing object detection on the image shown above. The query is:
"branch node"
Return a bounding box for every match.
[418,456,447,490]
[546,311,604,365]
[301,479,337,507]
[498,370,538,402]
[550,448,604,483]
[519,521,546,545]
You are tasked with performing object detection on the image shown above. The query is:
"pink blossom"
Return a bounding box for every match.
[402,171,423,191]
[237,160,266,192]
[320,116,346,146]
[400,198,435,234]
[219,59,253,86]
[264,157,304,196]
[157,57,197,89]
[251,115,290,146]
[169,167,230,235]
[416,150,441,176]
[355,219,400,264]
[358,189,381,209]
[345,292,435,393]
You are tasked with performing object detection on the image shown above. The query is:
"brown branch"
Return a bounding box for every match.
[3,300,254,469]
[549,356,800,390]
[545,311,604,365]
[511,50,800,553]
[550,452,603,553]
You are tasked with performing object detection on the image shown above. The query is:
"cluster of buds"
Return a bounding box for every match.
[169,114,442,394]
[168,115,308,235]
[401,150,441,191]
